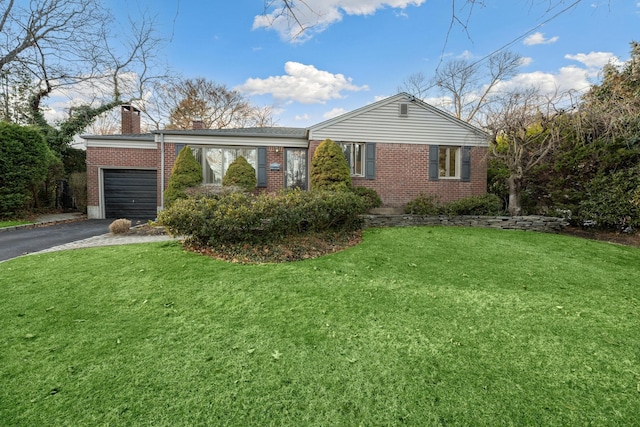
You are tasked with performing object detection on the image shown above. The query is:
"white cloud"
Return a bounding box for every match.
[323,107,347,119]
[565,51,620,69]
[253,0,426,42]
[236,61,369,104]
[523,32,559,46]
[295,113,311,121]
[520,57,534,67]
[458,50,474,60]
[491,66,593,96]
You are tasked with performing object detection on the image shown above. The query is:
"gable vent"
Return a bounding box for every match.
[399,103,409,117]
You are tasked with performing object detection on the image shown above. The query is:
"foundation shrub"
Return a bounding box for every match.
[164,146,202,207]
[310,139,352,192]
[405,193,505,216]
[183,184,242,199]
[109,218,131,234]
[443,194,504,216]
[352,186,382,211]
[404,193,442,215]
[222,156,256,192]
[159,189,364,245]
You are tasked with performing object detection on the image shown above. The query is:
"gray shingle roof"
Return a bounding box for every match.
[154,127,308,138]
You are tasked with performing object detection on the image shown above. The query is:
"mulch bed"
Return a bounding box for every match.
[558,226,640,249]
[183,231,363,264]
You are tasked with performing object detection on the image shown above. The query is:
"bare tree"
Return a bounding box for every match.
[154,77,275,130]
[263,1,587,43]
[401,50,524,126]
[0,0,166,146]
[485,88,569,215]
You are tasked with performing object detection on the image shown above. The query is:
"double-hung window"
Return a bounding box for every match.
[438,146,461,179]
[340,142,366,177]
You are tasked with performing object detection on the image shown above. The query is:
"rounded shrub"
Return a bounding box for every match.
[222,156,257,192]
[351,186,382,211]
[164,146,202,207]
[404,193,442,215]
[109,218,131,234]
[443,194,504,216]
[310,139,352,192]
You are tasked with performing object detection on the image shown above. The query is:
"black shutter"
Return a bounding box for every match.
[257,147,267,187]
[461,146,472,182]
[175,143,185,156]
[365,142,376,179]
[429,145,439,181]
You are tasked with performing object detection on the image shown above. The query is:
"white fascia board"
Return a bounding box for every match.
[84,139,157,150]
[156,134,309,148]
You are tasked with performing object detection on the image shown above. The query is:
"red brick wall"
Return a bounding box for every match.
[309,141,488,208]
[88,140,488,213]
[265,147,284,193]
[86,146,160,206]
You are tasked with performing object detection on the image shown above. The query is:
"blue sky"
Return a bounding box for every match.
[101,1,640,128]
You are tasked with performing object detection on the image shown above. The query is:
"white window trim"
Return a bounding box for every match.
[340,142,366,177]
[439,146,461,179]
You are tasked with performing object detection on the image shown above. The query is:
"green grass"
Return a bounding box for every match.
[0,219,31,228]
[1,227,639,426]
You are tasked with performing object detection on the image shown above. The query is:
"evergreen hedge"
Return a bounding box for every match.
[164,146,202,207]
[0,122,50,218]
[159,189,365,245]
[310,139,352,192]
[222,156,256,192]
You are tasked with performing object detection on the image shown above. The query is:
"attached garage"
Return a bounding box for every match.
[103,169,157,219]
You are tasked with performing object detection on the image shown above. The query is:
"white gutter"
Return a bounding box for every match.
[160,132,165,209]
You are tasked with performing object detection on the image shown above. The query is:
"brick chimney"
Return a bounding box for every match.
[192,119,205,130]
[121,105,141,134]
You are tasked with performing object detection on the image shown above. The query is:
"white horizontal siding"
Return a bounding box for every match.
[309,96,488,147]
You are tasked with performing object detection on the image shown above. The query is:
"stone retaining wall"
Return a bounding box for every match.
[361,215,568,233]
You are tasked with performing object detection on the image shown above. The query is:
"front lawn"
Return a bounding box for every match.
[1,227,639,426]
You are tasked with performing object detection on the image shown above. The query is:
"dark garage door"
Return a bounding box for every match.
[104,169,157,219]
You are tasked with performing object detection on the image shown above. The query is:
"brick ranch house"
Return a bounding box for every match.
[83,93,489,219]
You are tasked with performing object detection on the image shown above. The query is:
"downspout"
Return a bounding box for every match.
[160,132,165,210]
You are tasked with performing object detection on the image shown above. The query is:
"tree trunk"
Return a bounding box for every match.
[508,174,522,216]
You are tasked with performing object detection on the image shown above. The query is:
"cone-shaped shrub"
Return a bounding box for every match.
[222,156,256,192]
[164,146,202,207]
[310,139,351,192]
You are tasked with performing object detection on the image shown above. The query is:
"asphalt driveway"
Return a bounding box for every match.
[0,220,113,262]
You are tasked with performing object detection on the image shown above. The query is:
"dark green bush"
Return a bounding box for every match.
[164,146,202,207]
[222,156,256,192]
[352,186,382,210]
[310,139,352,192]
[183,184,242,199]
[405,193,505,216]
[0,122,50,218]
[576,166,640,231]
[443,194,504,216]
[68,172,87,213]
[159,189,364,245]
[404,194,442,215]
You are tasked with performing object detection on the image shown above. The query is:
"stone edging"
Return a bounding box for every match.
[361,214,568,233]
